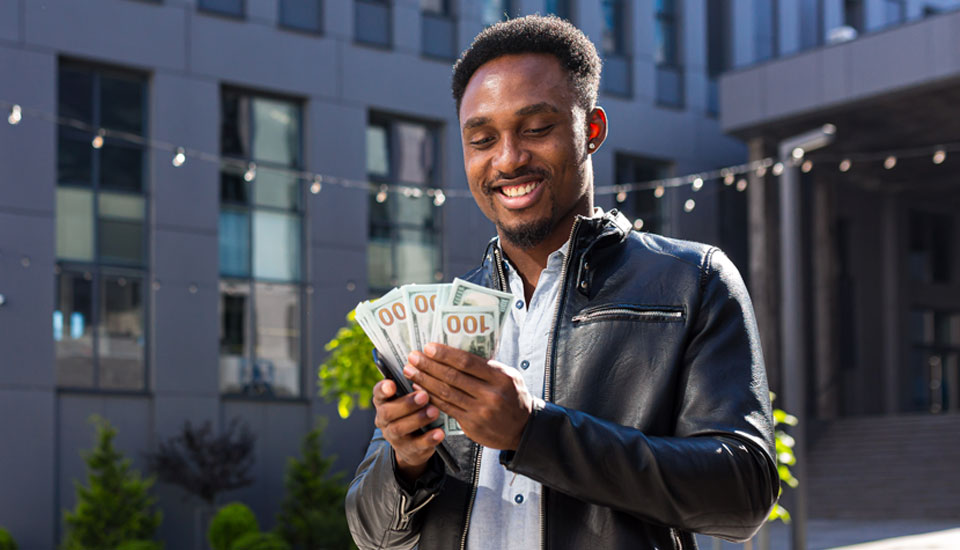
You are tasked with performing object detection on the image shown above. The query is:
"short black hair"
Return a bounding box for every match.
[451,15,601,115]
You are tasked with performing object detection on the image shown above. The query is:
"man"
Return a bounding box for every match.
[346,15,778,550]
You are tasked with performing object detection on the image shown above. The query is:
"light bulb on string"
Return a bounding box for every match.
[310,175,322,194]
[433,189,446,206]
[244,162,257,182]
[883,156,897,169]
[654,185,665,198]
[691,177,703,192]
[91,129,105,149]
[684,199,696,213]
[772,162,784,176]
[756,165,767,177]
[724,174,735,186]
[616,189,627,203]
[736,179,748,192]
[633,218,644,230]
[7,104,22,125]
[172,147,186,167]
[801,160,813,173]
[933,149,946,165]
[839,159,851,172]
[376,185,388,203]
[792,147,805,160]
[402,187,415,198]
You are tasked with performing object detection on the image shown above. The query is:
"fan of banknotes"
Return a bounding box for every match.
[355,278,515,436]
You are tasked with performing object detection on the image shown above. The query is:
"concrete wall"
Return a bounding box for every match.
[0,1,746,547]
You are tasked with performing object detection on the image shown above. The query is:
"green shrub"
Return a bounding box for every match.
[0,527,18,550]
[115,540,163,550]
[209,502,259,550]
[231,532,290,550]
[318,310,378,418]
[62,416,162,550]
[275,418,355,550]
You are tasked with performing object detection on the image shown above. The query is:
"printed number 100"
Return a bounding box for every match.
[445,314,490,334]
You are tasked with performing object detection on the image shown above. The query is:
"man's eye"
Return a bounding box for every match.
[470,137,493,147]
[528,124,554,134]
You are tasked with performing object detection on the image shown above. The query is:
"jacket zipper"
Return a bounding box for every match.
[396,491,438,530]
[539,218,583,550]
[572,306,684,324]
[458,444,484,550]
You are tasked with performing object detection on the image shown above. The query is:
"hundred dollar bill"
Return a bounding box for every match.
[434,305,500,360]
[448,278,514,332]
[402,284,444,351]
[367,288,414,370]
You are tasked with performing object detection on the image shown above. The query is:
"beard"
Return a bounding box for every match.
[496,199,559,249]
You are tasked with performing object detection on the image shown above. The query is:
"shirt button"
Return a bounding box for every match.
[520,360,530,370]
[514,494,524,504]
[515,300,523,309]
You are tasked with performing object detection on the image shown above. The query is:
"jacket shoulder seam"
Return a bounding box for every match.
[700,246,719,291]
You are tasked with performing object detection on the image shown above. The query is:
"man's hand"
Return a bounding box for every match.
[403,343,534,450]
[372,379,445,482]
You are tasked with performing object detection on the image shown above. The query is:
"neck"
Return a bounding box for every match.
[499,193,593,303]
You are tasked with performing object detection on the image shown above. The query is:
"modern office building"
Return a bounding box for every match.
[0,1,748,548]
[720,0,960,524]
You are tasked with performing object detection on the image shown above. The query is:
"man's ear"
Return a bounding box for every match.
[586,106,608,153]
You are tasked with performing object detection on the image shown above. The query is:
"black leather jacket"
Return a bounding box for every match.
[346,210,779,550]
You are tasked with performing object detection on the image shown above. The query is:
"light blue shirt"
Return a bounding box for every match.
[465,239,570,550]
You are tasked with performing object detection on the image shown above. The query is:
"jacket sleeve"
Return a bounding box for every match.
[345,428,445,549]
[500,248,780,542]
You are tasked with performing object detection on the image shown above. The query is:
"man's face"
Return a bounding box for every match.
[459,53,593,249]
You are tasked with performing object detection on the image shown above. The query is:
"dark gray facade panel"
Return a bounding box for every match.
[0,390,56,550]
[189,13,339,99]
[25,0,186,71]
[152,281,221,394]
[153,230,219,290]
[308,185,370,249]
[0,0,18,41]
[0,46,56,214]
[0,212,55,387]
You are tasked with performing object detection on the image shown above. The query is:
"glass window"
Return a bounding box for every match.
[421,0,447,14]
[615,154,672,236]
[279,0,322,33]
[601,0,624,55]
[707,0,731,79]
[55,62,149,391]
[55,271,95,387]
[367,115,442,293]
[422,0,456,60]
[546,0,571,20]
[885,0,906,27]
[844,0,864,32]
[482,0,512,26]
[907,309,960,413]
[198,0,244,17]
[219,89,304,397]
[908,211,953,284]
[355,0,392,47]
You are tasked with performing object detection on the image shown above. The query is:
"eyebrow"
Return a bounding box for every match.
[461,102,561,131]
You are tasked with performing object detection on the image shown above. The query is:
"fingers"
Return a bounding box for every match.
[372,379,396,406]
[394,428,445,466]
[421,343,496,381]
[382,404,441,442]
[403,363,472,413]
[374,386,430,427]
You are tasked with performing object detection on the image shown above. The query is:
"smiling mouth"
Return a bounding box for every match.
[498,179,541,198]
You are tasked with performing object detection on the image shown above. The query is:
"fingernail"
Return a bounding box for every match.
[408,352,420,366]
[403,365,418,378]
[414,391,428,405]
[424,343,437,357]
[432,430,443,441]
[425,405,437,417]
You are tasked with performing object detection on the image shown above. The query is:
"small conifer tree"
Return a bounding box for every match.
[62,415,162,550]
[275,419,355,550]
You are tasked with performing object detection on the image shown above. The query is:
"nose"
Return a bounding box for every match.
[491,134,531,176]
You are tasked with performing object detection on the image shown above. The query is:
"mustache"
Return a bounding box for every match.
[482,167,550,195]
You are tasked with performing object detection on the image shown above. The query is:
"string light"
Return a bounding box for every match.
[933,149,946,165]
[792,147,805,160]
[172,147,186,167]
[724,173,735,185]
[736,179,748,192]
[755,165,767,177]
[633,218,644,230]
[244,162,257,182]
[654,185,665,198]
[376,185,388,203]
[310,175,322,194]
[433,189,446,206]
[684,199,696,212]
[772,162,784,176]
[616,190,627,203]
[801,160,813,173]
[884,156,897,169]
[839,159,851,172]
[7,104,21,125]
[91,129,105,149]
[691,177,703,192]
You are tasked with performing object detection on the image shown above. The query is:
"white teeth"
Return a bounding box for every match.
[502,182,538,198]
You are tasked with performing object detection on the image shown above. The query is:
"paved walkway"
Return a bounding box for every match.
[694,519,960,550]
